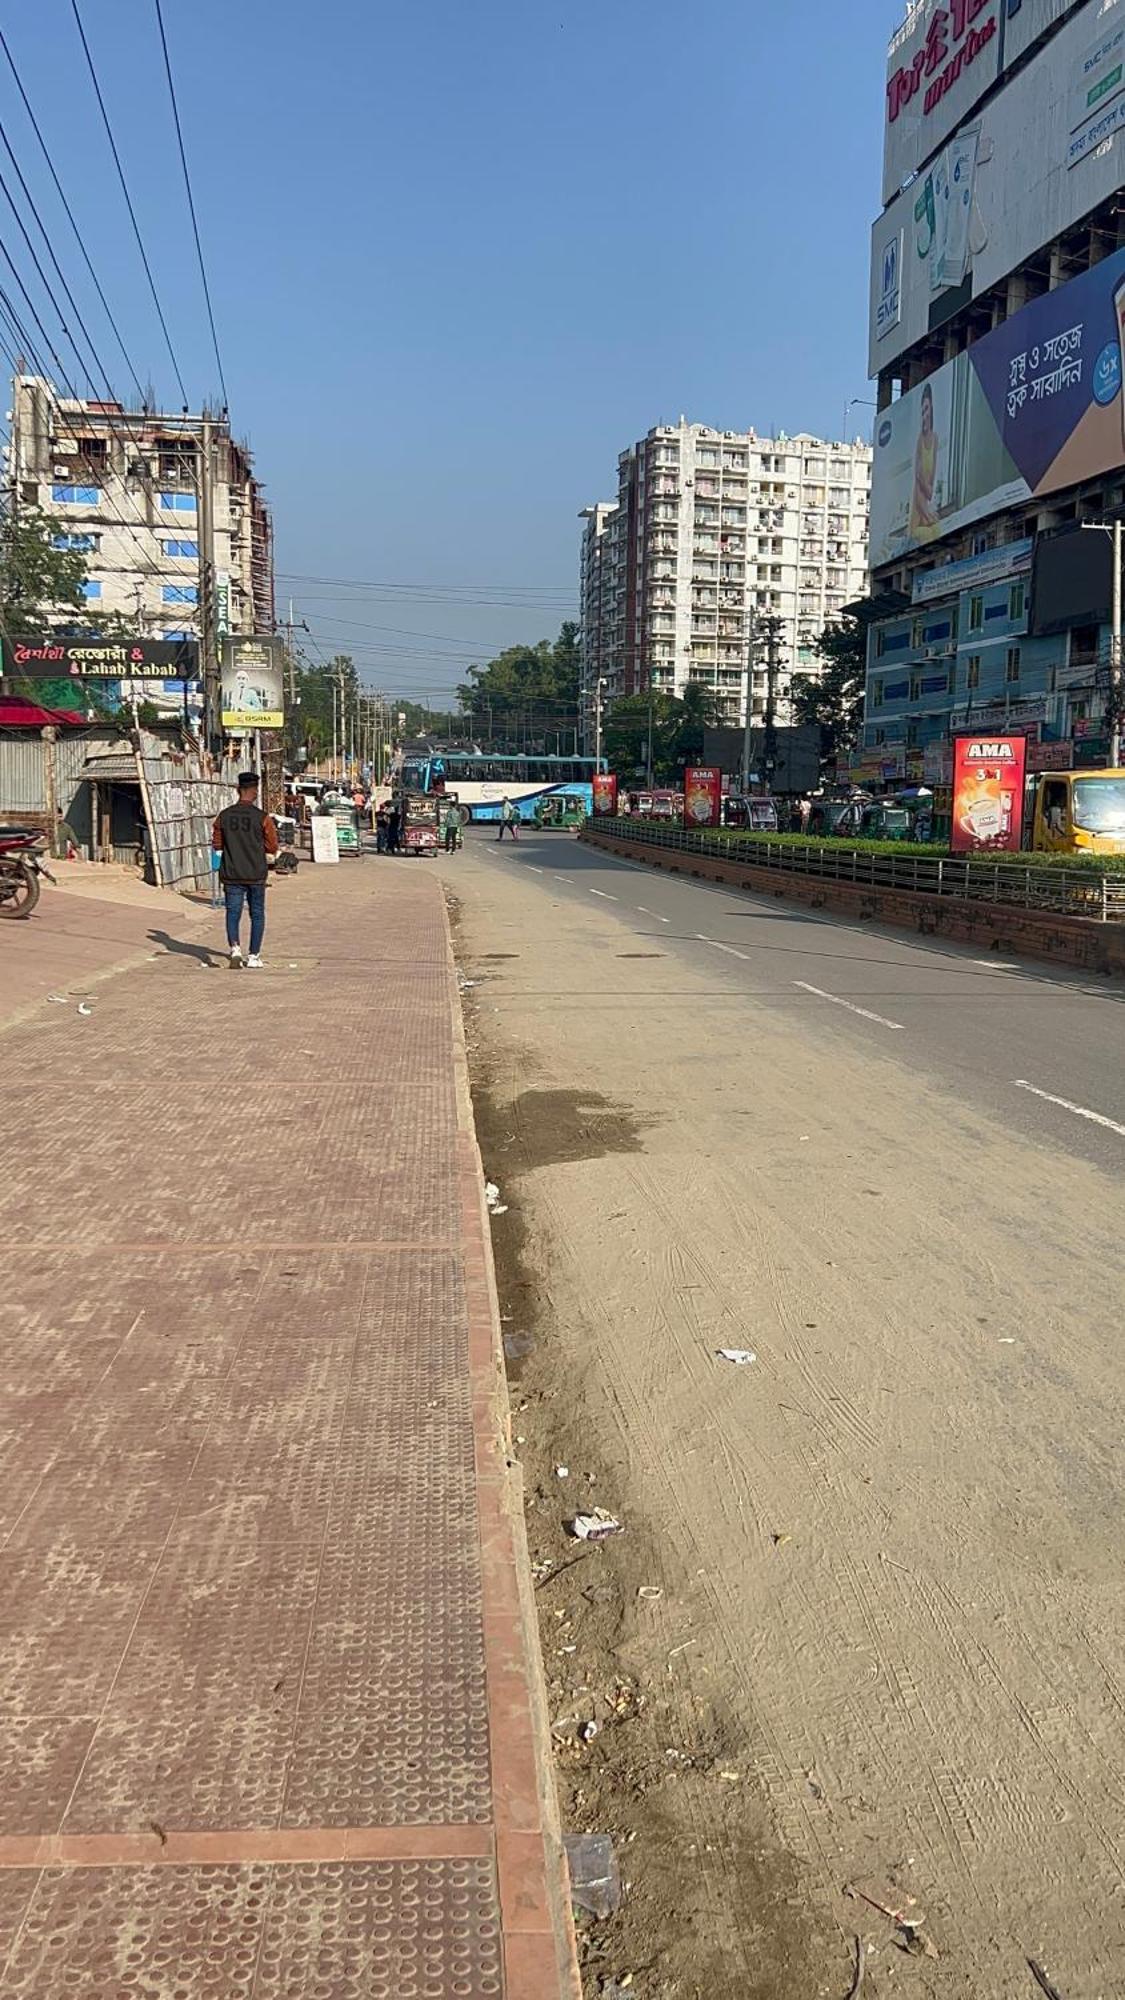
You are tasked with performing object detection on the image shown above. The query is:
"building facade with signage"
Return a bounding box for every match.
[578,420,871,745]
[4,375,274,652]
[862,0,1125,771]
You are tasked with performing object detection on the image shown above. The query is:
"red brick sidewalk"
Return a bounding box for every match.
[0,858,579,1998]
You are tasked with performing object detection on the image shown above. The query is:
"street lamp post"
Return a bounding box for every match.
[843,396,878,439]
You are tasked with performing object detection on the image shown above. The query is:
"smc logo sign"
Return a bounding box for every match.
[876,229,903,340]
[877,418,893,447]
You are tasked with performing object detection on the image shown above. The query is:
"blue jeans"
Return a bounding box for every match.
[224,882,266,954]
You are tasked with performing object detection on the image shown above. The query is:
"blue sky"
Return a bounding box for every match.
[3,0,891,701]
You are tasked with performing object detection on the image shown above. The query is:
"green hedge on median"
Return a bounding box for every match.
[654,827,1125,875]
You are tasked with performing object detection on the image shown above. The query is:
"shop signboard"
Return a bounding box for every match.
[1073,735,1111,765]
[3,636,199,679]
[951,731,1027,850]
[220,636,284,730]
[911,538,1033,603]
[591,772,618,815]
[682,766,722,828]
[883,0,1002,202]
[870,242,1125,568]
[923,740,954,783]
[871,0,1125,375]
[1027,739,1075,770]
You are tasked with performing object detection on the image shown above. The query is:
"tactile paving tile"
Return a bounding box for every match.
[1,1860,504,1999]
[0,1715,94,1834]
[65,1545,323,1831]
[282,1253,490,1828]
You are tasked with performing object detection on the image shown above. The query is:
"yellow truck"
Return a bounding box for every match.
[1032,768,1125,855]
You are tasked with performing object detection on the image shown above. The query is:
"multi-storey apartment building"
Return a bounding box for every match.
[6,374,273,642]
[578,420,871,741]
[861,0,1125,783]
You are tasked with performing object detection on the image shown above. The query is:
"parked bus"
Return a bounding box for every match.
[398,752,605,824]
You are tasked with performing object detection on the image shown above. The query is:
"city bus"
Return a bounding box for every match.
[397,751,605,824]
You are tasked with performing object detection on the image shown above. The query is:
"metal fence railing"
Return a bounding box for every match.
[586,818,1125,923]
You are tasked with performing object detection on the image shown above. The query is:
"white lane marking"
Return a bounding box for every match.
[636,905,652,915]
[554,874,573,882]
[695,933,749,961]
[589,888,617,900]
[974,959,1019,971]
[1013,1079,1125,1139]
[794,980,905,1031]
[528,865,543,874]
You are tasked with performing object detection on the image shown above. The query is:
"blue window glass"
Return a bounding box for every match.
[162,584,198,605]
[52,532,97,552]
[883,677,910,700]
[52,484,99,505]
[159,491,196,513]
[80,580,102,599]
[162,538,199,558]
[162,630,190,641]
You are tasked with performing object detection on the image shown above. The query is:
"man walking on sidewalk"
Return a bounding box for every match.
[497,796,519,842]
[212,772,278,968]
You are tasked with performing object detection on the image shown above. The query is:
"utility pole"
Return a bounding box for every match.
[1081,520,1123,766]
[197,415,218,752]
[763,616,782,792]
[1104,516,1112,764]
[282,597,308,714]
[594,677,606,768]
[740,614,757,795]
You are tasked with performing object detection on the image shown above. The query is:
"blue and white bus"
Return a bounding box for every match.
[398,752,604,824]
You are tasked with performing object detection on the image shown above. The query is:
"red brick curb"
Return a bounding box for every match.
[444,910,583,2000]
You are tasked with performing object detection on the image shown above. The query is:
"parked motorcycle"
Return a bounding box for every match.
[0,828,55,919]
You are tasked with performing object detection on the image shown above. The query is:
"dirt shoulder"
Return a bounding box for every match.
[450,846,1125,2000]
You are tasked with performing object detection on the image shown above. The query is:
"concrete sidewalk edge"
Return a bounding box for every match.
[442,891,583,2000]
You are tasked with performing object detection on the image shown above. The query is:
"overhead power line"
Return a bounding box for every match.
[69,0,190,410]
[152,0,228,412]
[0,27,147,405]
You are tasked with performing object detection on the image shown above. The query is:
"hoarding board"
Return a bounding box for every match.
[1002,0,1081,70]
[220,636,284,730]
[1027,739,1074,770]
[911,536,1033,602]
[883,0,1002,202]
[870,242,1125,568]
[682,767,722,829]
[870,0,1125,374]
[591,772,618,815]
[951,732,1027,850]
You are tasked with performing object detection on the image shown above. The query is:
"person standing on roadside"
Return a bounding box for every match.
[444,800,465,853]
[497,796,519,842]
[212,771,278,969]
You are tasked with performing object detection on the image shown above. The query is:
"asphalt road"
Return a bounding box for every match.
[454,823,1125,1996]
[468,825,1125,1172]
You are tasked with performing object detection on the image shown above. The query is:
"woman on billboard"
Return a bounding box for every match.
[909,382,941,543]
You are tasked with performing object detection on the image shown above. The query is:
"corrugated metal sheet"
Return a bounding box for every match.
[0,731,115,817]
[137,738,241,891]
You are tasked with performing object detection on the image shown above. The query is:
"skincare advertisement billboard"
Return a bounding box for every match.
[870,242,1125,567]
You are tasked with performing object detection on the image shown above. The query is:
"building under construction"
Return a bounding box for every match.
[5,374,273,645]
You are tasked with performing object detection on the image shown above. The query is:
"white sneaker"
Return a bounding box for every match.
[229,945,243,967]
[246,953,263,969]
